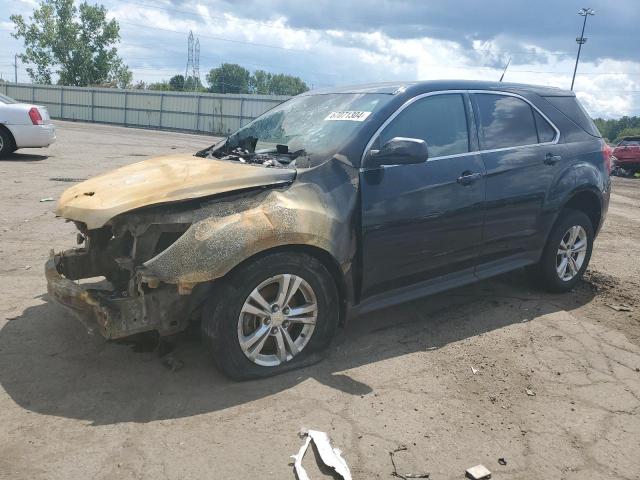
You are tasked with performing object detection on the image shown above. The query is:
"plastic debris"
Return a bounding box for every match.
[39,197,54,202]
[24,265,32,270]
[498,458,507,466]
[465,464,492,479]
[471,366,479,375]
[292,429,351,480]
[526,388,536,396]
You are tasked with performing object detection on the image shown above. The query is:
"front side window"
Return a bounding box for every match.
[475,94,538,150]
[379,94,470,158]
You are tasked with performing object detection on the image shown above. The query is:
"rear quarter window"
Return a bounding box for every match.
[543,96,601,137]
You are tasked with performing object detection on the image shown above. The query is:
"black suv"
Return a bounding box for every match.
[48,80,610,379]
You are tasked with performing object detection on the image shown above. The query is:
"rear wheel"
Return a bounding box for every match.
[527,209,594,293]
[0,128,15,158]
[201,251,339,380]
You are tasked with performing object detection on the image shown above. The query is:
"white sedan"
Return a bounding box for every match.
[0,93,56,157]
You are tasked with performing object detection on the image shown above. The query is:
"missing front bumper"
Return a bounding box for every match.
[45,256,200,339]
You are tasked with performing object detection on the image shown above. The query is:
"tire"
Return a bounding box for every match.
[201,251,339,380]
[527,209,594,293]
[0,128,14,158]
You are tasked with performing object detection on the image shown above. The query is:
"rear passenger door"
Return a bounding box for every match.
[471,92,563,277]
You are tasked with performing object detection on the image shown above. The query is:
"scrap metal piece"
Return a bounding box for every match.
[291,429,352,480]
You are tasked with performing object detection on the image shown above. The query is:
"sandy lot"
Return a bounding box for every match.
[1,120,639,480]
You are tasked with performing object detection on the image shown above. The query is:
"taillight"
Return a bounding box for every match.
[602,141,612,174]
[28,107,43,125]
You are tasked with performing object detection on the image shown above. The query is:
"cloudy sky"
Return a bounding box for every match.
[1,0,638,118]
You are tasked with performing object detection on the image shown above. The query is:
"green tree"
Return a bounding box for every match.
[148,81,171,91]
[268,73,308,95]
[169,74,185,91]
[249,69,272,94]
[593,116,640,143]
[613,127,640,143]
[11,0,131,87]
[184,75,204,92]
[206,63,250,94]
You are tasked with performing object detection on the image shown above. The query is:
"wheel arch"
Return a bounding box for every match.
[0,124,17,152]
[221,243,351,326]
[561,187,603,234]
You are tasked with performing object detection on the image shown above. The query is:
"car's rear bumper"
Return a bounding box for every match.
[8,123,56,148]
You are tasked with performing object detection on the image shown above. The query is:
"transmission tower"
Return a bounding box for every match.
[185,31,194,89]
[193,38,200,89]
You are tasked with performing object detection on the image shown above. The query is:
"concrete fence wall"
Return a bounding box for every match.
[0,83,291,135]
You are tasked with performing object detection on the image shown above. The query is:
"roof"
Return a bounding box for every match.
[303,80,572,97]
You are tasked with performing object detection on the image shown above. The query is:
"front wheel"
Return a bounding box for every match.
[527,209,594,293]
[201,251,339,380]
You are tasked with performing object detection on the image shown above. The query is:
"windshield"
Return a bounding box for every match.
[204,93,392,167]
[0,94,17,104]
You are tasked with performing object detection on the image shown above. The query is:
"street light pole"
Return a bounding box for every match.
[571,8,595,91]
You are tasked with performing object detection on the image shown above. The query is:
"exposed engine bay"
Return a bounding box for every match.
[197,135,311,168]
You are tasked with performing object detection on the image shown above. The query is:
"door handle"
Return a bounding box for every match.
[544,153,561,165]
[457,171,482,186]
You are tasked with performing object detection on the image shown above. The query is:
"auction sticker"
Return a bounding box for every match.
[324,111,372,121]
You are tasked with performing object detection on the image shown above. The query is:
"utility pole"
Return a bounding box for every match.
[13,54,18,83]
[571,8,595,91]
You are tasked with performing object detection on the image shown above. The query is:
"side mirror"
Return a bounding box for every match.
[369,137,428,167]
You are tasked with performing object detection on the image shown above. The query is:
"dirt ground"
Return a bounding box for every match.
[1,120,639,480]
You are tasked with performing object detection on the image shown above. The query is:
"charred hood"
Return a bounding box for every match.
[55,154,296,228]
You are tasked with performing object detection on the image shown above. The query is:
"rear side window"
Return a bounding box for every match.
[533,110,556,143]
[475,94,538,149]
[380,93,469,157]
[543,96,601,137]
[619,139,640,146]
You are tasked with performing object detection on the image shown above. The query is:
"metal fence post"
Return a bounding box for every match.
[123,90,128,125]
[195,93,201,132]
[60,87,64,119]
[31,85,34,103]
[159,93,164,128]
[240,98,245,128]
[90,89,94,122]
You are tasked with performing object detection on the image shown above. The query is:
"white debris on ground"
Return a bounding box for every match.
[292,429,352,480]
[465,464,492,479]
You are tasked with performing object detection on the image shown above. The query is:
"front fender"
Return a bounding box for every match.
[141,178,357,286]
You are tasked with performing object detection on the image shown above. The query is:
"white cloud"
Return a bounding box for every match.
[1,0,639,118]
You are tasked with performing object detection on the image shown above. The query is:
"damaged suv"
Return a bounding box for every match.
[47,80,610,379]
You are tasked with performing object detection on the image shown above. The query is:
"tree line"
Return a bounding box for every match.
[9,0,308,96]
[593,117,640,144]
[141,64,308,96]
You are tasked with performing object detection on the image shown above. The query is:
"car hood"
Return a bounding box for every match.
[55,154,296,229]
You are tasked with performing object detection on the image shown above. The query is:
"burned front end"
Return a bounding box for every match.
[45,151,358,341]
[46,208,204,339]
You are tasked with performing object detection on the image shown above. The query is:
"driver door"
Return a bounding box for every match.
[360,92,486,300]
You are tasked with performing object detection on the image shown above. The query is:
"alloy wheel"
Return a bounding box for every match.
[556,225,587,281]
[237,274,318,367]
